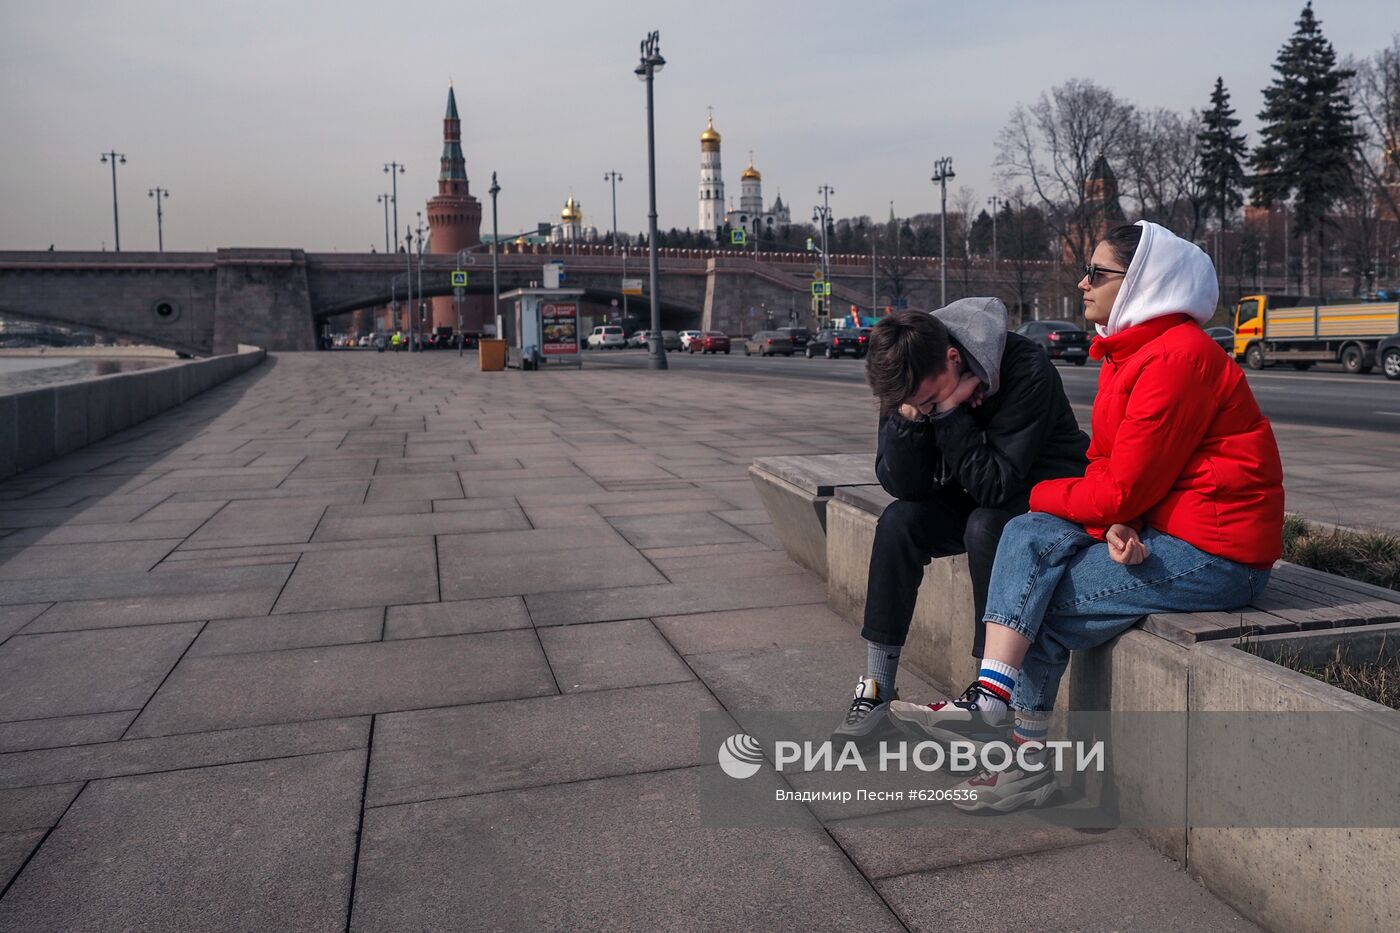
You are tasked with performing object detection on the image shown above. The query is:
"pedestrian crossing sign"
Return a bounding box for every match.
[451,271,469,287]
[731,229,746,245]
[810,281,832,296]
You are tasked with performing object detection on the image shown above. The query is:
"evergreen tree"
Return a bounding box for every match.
[1250,2,1361,290]
[1198,77,1248,232]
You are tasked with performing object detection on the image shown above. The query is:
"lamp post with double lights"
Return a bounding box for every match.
[404,225,416,350]
[377,193,392,253]
[99,151,126,251]
[931,157,955,306]
[604,170,628,326]
[489,173,502,338]
[148,188,169,252]
[415,212,427,346]
[812,187,833,326]
[383,162,405,251]
[635,30,667,370]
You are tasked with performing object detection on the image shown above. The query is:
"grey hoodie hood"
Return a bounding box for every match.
[931,296,1008,397]
[1100,220,1217,337]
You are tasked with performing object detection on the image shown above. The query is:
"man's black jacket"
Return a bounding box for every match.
[875,333,1089,510]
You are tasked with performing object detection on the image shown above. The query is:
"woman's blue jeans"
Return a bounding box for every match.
[983,513,1272,712]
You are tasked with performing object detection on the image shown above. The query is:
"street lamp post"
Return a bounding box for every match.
[987,194,1002,270]
[99,151,126,251]
[415,212,426,346]
[489,173,502,338]
[148,187,169,252]
[635,30,667,370]
[377,193,392,253]
[604,170,627,325]
[931,157,955,306]
[404,225,415,351]
[383,162,405,252]
[812,188,833,325]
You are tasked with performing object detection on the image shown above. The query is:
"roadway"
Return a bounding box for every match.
[582,347,1400,436]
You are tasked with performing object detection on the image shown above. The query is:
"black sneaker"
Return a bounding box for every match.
[888,681,1008,746]
[830,677,898,747]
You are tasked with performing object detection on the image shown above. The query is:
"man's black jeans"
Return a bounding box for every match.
[859,485,1027,658]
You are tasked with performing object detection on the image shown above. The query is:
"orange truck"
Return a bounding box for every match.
[1232,295,1400,374]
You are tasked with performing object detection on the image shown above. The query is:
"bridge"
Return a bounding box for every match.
[0,247,1016,355]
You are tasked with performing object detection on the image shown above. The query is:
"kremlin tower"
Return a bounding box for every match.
[427,84,482,331]
[697,114,724,236]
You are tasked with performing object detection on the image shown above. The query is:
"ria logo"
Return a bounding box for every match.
[717,733,764,779]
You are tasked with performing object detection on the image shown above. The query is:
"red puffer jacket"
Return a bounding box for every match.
[1029,313,1283,568]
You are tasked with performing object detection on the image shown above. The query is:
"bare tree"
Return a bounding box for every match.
[951,185,979,298]
[996,79,1138,279]
[994,188,1049,325]
[1123,107,1210,241]
[1349,35,1400,227]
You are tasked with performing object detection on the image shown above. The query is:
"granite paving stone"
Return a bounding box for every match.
[0,711,138,754]
[0,717,368,789]
[0,603,48,643]
[0,831,43,891]
[0,623,200,722]
[350,767,906,933]
[0,539,175,579]
[20,587,284,634]
[605,511,757,549]
[126,630,556,737]
[382,596,530,639]
[536,619,694,692]
[180,499,327,549]
[525,573,828,627]
[273,540,437,613]
[186,606,385,657]
[366,681,723,807]
[441,544,666,600]
[0,751,364,933]
[0,783,83,832]
[311,507,528,543]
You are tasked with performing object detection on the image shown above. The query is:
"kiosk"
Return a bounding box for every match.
[499,288,585,370]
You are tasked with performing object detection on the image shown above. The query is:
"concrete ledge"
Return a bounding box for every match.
[748,454,878,577]
[1,348,266,481]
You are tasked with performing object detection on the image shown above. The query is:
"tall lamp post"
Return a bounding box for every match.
[812,187,833,325]
[383,162,405,251]
[99,151,126,251]
[404,225,415,350]
[147,187,169,252]
[931,157,955,306]
[377,193,392,253]
[635,30,667,370]
[415,212,426,345]
[489,173,502,338]
[987,194,1002,270]
[604,170,627,325]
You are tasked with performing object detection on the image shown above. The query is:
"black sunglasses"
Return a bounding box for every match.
[1083,263,1127,285]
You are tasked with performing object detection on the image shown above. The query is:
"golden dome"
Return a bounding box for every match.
[560,194,582,223]
[741,159,761,181]
[700,115,721,145]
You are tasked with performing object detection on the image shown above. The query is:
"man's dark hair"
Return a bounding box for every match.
[1103,223,1143,269]
[864,310,952,416]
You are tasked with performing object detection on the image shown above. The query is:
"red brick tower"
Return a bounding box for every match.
[427,84,482,331]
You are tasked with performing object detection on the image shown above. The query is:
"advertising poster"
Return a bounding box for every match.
[540,302,578,355]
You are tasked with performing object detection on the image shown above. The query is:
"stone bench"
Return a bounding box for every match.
[752,454,1400,933]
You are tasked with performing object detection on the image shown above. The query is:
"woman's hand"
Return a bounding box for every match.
[1106,524,1148,565]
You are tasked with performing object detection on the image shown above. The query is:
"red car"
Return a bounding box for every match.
[690,331,731,354]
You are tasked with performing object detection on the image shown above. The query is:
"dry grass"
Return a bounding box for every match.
[1281,515,1400,593]
[1257,640,1400,710]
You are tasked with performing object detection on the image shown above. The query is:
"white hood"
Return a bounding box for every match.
[1100,221,1218,338]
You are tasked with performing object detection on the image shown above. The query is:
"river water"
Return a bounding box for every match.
[0,356,175,396]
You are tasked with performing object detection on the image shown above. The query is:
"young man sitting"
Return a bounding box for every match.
[835,300,1089,742]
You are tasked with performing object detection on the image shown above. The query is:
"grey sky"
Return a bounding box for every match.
[1,1,1393,252]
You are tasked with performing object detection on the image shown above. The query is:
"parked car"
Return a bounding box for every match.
[805,328,866,359]
[1379,333,1400,381]
[1204,326,1235,356]
[777,326,812,349]
[358,335,372,348]
[678,330,703,351]
[661,330,682,351]
[586,325,627,349]
[743,331,795,357]
[1016,319,1090,365]
[628,329,650,348]
[690,331,731,354]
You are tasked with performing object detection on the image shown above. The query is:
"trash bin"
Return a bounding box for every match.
[479,339,506,372]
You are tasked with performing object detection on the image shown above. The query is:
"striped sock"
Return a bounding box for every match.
[866,641,901,700]
[1013,710,1051,765]
[974,659,1017,716]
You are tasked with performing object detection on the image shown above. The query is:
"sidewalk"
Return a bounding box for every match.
[0,353,1259,931]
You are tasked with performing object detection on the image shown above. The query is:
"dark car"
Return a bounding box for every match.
[1204,327,1235,357]
[1016,319,1090,365]
[1379,333,1400,381]
[743,331,795,357]
[777,327,811,349]
[690,331,731,354]
[805,328,867,359]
